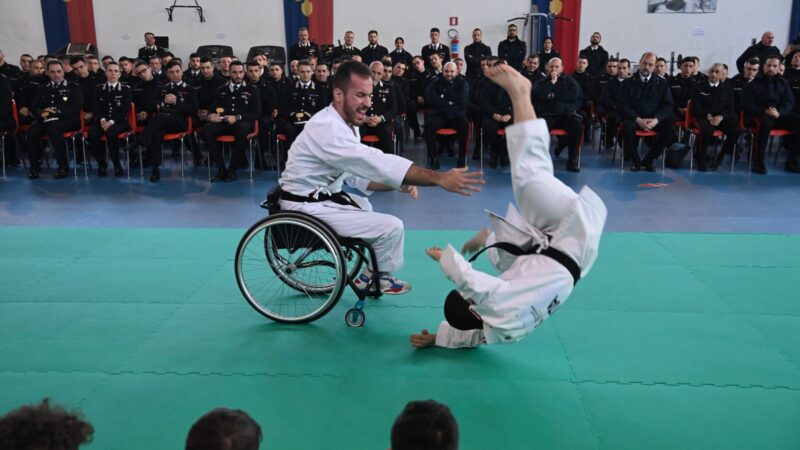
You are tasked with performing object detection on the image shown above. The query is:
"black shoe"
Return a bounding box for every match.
[224,168,237,181]
[751,161,767,175]
[488,155,498,169]
[554,145,566,158]
[54,167,69,179]
[210,168,226,182]
[456,158,466,168]
[500,156,509,167]
[98,166,107,177]
[28,170,39,180]
[642,160,656,172]
[150,167,160,182]
[471,152,480,161]
[696,158,709,172]
[113,165,124,177]
[784,162,800,174]
[566,159,580,172]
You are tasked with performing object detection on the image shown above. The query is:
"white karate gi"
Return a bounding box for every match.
[277,105,413,273]
[434,119,608,348]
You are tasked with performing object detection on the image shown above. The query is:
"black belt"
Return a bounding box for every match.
[279,189,361,209]
[468,241,581,285]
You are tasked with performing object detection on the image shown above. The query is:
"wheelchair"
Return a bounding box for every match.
[234,188,382,327]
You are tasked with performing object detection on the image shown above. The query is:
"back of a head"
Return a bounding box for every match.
[390,400,458,450]
[0,399,94,450]
[185,408,261,450]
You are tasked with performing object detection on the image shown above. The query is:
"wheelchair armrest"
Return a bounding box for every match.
[262,186,282,212]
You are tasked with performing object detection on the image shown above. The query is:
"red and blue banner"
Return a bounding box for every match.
[41,0,98,53]
[531,0,582,73]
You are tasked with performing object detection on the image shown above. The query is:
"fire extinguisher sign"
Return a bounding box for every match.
[449,16,458,26]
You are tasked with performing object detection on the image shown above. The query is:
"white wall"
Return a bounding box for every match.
[0,0,47,63]
[580,0,792,76]
[333,0,531,59]
[93,0,286,61]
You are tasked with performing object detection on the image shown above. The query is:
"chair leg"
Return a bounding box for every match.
[249,139,254,180]
[180,138,185,177]
[1,135,6,178]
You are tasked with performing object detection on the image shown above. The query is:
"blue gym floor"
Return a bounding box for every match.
[1,136,800,449]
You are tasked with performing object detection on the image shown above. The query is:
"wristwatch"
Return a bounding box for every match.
[236,115,242,121]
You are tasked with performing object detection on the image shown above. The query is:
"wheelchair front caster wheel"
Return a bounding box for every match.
[345,308,365,327]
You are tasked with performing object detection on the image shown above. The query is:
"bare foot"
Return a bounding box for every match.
[410,329,437,348]
[486,63,531,97]
[461,228,490,255]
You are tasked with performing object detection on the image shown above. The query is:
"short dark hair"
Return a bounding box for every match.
[746,57,761,66]
[430,27,440,34]
[85,54,98,61]
[47,60,64,70]
[619,58,631,65]
[246,60,261,69]
[200,56,213,64]
[149,55,162,63]
[119,56,131,63]
[190,52,200,59]
[229,60,245,70]
[333,60,370,93]
[163,52,175,59]
[105,61,120,70]
[185,408,261,450]
[764,54,782,64]
[368,30,378,35]
[69,56,86,66]
[656,57,667,63]
[165,60,182,71]
[101,55,114,62]
[134,60,148,68]
[0,399,94,450]
[395,37,404,44]
[390,400,458,450]
[144,32,155,38]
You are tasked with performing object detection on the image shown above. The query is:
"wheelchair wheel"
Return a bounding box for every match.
[235,213,347,323]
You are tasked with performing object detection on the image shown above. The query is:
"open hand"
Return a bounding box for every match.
[410,329,437,348]
[401,185,418,199]
[461,228,490,255]
[439,166,484,196]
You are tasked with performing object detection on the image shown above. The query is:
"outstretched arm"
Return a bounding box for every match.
[402,165,484,196]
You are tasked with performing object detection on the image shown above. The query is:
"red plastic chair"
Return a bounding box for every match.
[275,133,288,172]
[214,121,260,180]
[82,104,138,178]
[163,117,193,177]
[1,100,18,178]
[361,132,398,155]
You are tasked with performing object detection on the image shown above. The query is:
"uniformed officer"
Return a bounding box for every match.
[532,57,583,172]
[141,60,198,182]
[727,57,759,115]
[579,32,610,77]
[537,37,561,73]
[183,53,203,87]
[421,28,451,71]
[244,59,278,168]
[361,30,389,65]
[1,73,14,135]
[288,27,319,64]
[736,31,780,74]
[85,55,105,81]
[27,60,83,179]
[520,55,546,85]
[407,56,430,139]
[597,58,621,148]
[276,59,330,150]
[118,57,137,86]
[69,57,98,125]
[14,60,47,127]
[690,63,742,171]
[424,62,470,168]
[479,57,513,168]
[742,55,800,174]
[572,56,597,139]
[390,37,413,69]
[360,61,397,154]
[0,49,22,79]
[331,31,361,63]
[497,24,527,71]
[137,32,167,61]
[464,28,492,81]
[149,55,168,85]
[200,61,261,182]
[669,58,698,127]
[87,62,132,176]
[131,61,160,132]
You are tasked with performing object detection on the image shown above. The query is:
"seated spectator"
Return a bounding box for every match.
[728,57,760,115]
[736,31,780,74]
[537,37,561,72]
[276,59,329,152]
[390,400,458,450]
[520,55,545,85]
[27,60,83,179]
[0,48,22,79]
[532,57,583,172]
[360,61,397,154]
[655,57,668,79]
[406,56,430,139]
[87,61,132,177]
[0,399,94,450]
[742,55,800,174]
[617,52,675,171]
[185,407,262,450]
[596,58,621,148]
[669,57,698,123]
[202,60,261,182]
[479,57,512,168]
[390,36,413,69]
[690,63,741,171]
[572,56,597,137]
[424,61,470,168]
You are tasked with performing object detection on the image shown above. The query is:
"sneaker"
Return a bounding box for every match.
[353,269,412,295]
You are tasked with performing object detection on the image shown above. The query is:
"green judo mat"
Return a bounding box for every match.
[1,228,799,450]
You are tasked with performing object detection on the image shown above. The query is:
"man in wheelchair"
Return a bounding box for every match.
[410,63,607,348]
[275,61,484,295]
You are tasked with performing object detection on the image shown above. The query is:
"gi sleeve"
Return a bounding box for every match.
[434,321,485,348]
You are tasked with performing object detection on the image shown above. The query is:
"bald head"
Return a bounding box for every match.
[761,31,775,46]
[369,60,383,83]
[639,52,657,77]
[443,61,458,81]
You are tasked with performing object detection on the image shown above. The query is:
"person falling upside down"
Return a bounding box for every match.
[410,62,608,349]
